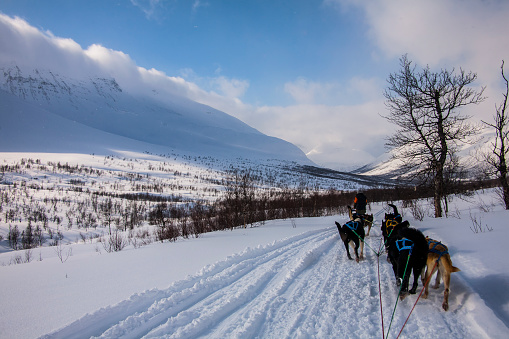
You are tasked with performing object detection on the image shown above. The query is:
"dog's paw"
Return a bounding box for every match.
[442,301,449,311]
[399,292,408,301]
[422,292,429,299]
[432,284,440,289]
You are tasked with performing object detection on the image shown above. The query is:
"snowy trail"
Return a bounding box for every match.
[42,226,493,339]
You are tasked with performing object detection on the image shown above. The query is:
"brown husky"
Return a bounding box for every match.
[422,237,461,311]
[362,213,374,236]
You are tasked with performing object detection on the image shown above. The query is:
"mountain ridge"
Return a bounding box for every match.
[0,64,312,164]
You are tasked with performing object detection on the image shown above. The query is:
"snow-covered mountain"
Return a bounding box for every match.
[353,132,495,179]
[0,64,312,164]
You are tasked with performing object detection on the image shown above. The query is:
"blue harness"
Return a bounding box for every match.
[428,239,448,259]
[345,220,361,232]
[396,238,414,253]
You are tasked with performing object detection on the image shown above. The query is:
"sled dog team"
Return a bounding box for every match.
[335,204,460,311]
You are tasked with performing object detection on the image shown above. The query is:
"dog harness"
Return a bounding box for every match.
[396,238,414,253]
[428,239,448,260]
[385,219,399,232]
[345,220,361,232]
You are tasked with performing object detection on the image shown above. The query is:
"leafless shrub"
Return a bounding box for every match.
[129,228,152,248]
[469,212,493,233]
[54,243,72,263]
[10,254,24,265]
[408,200,425,221]
[24,249,33,263]
[452,205,462,219]
[103,229,127,252]
[156,223,180,242]
[477,198,493,213]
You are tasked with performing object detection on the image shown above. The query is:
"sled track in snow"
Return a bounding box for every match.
[42,227,485,339]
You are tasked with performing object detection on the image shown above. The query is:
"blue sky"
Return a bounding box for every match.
[0,0,375,106]
[1,0,508,169]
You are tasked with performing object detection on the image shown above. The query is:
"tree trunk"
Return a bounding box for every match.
[434,166,443,218]
[500,162,509,209]
[502,177,509,210]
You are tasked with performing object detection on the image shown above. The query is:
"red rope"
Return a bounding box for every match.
[377,252,385,339]
[396,260,438,339]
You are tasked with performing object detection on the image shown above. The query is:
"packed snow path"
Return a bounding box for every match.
[43,227,491,339]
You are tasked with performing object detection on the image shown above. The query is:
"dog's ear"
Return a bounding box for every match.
[400,220,410,228]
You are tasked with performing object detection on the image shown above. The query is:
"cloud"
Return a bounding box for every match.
[178,68,249,100]
[0,14,94,78]
[211,76,249,99]
[130,0,167,20]
[284,77,335,104]
[328,0,509,113]
[236,100,391,170]
[283,76,382,106]
[357,0,509,69]
[192,0,209,12]
[0,12,392,170]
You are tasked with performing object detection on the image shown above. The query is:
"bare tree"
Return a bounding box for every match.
[222,169,256,229]
[384,55,485,217]
[482,61,509,209]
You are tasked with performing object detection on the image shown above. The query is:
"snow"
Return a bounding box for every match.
[1,19,508,339]
[1,191,508,338]
[0,42,508,339]
[0,66,312,165]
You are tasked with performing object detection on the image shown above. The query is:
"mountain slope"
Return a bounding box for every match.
[353,133,495,179]
[0,65,312,163]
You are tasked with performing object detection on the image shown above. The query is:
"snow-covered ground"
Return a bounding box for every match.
[1,190,508,338]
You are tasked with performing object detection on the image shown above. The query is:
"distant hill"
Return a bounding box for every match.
[352,133,494,180]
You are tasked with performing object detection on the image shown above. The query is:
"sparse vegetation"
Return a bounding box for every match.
[469,211,494,233]
[0,153,502,265]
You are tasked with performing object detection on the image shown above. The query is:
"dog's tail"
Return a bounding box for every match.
[335,221,348,242]
[347,206,354,220]
[452,266,461,273]
[388,203,399,215]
